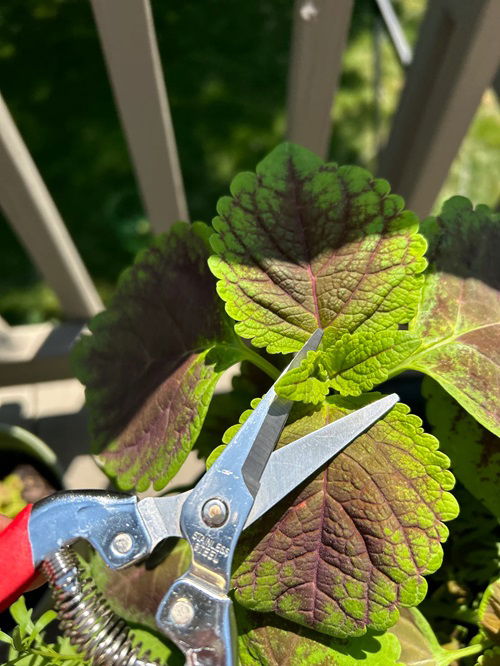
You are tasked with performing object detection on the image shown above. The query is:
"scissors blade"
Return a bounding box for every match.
[211,329,324,497]
[140,394,399,545]
[137,330,324,545]
[244,393,399,527]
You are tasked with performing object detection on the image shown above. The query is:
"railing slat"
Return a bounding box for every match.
[0,94,103,320]
[374,0,412,67]
[90,0,189,232]
[0,322,85,386]
[378,0,500,216]
[286,0,354,158]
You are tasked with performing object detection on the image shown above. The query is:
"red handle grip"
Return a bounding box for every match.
[0,504,36,612]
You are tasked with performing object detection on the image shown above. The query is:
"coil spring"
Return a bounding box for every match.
[42,547,160,666]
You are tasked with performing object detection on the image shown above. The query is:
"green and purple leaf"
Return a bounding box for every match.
[73,223,241,491]
[405,197,500,436]
[236,606,403,665]
[423,377,500,518]
[276,329,421,403]
[89,544,403,665]
[208,142,427,354]
[232,396,458,638]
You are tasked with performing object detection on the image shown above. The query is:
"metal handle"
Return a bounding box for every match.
[156,574,237,666]
[29,490,153,568]
[153,450,254,665]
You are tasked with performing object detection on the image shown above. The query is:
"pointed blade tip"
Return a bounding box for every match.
[286,329,325,371]
[352,394,400,430]
[371,392,399,416]
[310,328,324,342]
[243,392,400,530]
[304,328,324,350]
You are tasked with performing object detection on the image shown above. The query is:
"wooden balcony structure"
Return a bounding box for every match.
[0,0,498,487]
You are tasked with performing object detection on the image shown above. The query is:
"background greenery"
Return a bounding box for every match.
[0,0,498,324]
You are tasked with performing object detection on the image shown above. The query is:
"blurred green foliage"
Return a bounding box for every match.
[0,473,26,517]
[0,0,498,323]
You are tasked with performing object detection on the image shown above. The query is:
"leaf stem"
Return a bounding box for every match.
[237,340,280,380]
[440,641,487,665]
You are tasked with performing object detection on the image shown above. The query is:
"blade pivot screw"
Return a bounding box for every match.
[202,498,228,527]
[110,532,133,555]
[169,598,194,626]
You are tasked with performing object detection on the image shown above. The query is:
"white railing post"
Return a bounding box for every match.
[286,0,354,158]
[378,0,500,216]
[0,94,103,320]
[90,0,189,232]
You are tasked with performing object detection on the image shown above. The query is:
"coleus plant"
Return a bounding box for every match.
[70,143,499,664]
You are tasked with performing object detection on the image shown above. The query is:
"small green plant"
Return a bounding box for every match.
[5,143,499,664]
[0,597,88,665]
[0,474,25,519]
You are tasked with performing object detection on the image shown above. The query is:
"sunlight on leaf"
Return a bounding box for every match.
[232,396,458,638]
[73,223,242,491]
[4,597,90,665]
[194,361,270,459]
[276,329,421,402]
[406,197,500,436]
[209,142,427,353]
[236,605,403,665]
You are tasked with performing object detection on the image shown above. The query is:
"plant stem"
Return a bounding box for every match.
[237,341,280,380]
[442,642,486,665]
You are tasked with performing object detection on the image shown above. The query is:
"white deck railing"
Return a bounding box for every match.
[378,0,500,216]
[0,95,102,320]
[90,0,189,232]
[287,0,353,158]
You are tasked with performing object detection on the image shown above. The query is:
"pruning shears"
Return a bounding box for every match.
[0,330,398,665]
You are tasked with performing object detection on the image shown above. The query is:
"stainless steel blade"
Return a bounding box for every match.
[139,394,398,545]
[140,331,324,546]
[244,393,399,528]
[239,329,324,495]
